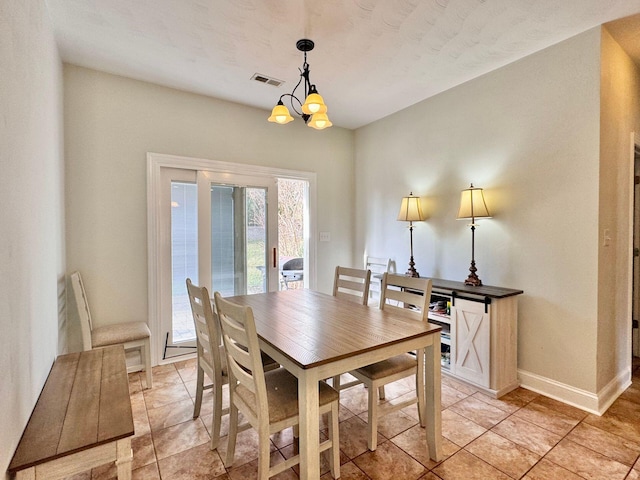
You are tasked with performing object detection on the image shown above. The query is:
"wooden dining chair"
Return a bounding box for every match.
[214,292,341,480]
[364,255,391,304]
[350,273,432,451]
[186,278,229,450]
[332,266,371,304]
[186,279,278,450]
[70,271,153,389]
[331,266,371,391]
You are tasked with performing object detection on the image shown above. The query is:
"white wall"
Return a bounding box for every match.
[64,65,354,351]
[355,29,604,404]
[0,0,65,476]
[598,27,640,393]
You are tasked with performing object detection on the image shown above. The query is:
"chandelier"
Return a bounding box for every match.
[268,39,332,130]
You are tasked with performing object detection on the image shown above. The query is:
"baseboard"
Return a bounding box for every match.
[596,369,632,414]
[518,368,631,415]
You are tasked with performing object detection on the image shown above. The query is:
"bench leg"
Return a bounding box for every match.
[115,438,133,480]
[143,339,153,389]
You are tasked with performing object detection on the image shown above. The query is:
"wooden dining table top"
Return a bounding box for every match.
[226,289,442,370]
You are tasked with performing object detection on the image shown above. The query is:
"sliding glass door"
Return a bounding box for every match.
[159,168,278,359]
[198,171,279,299]
[149,154,315,365]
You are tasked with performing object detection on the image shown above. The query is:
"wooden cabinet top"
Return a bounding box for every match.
[430,278,523,299]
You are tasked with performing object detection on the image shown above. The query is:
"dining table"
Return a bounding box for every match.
[226,288,443,480]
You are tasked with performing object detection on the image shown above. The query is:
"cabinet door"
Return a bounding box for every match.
[451,298,490,387]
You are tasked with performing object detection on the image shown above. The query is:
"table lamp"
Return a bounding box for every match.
[397,192,425,277]
[457,183,491,286]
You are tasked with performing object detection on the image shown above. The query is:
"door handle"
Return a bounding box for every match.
[273,248,277,268]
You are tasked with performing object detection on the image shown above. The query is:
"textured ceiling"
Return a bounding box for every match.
[46,0,640,129]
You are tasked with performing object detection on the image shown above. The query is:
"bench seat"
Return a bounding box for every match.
[8,346,134,480]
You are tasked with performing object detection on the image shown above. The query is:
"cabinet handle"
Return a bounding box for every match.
[273,248,277,268]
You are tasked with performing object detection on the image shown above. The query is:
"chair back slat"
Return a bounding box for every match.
[380,273,432,322]
[186,279,225,382]
[365,256,391,276]
[214,292,268,402]
[333,266,371,305]
[70,271,93,351]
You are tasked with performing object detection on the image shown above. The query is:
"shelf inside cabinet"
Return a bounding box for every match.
[428,312,451,324]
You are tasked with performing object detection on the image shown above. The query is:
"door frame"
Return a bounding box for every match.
[632,133,640,358]
[147,152,317,365]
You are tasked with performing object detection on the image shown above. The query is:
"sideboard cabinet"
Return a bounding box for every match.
[427,279,523,398]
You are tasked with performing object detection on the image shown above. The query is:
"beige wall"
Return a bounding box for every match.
[64,65,355,351]
[598,28,640,392]
[0,0,65,476]
[355,29,605,403]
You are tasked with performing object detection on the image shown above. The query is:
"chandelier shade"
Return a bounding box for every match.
[301,90,327,115]
[268,39,332,129]
[267,101,294,124]
[308,112,332,130]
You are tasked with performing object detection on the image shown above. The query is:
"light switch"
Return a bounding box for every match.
[603,229,611,247]
[319,232,331,242]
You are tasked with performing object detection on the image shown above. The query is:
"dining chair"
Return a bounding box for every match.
[70,271,153,389]
[364,255,391,305]
[332,266,371,304]
[214,292,340,480]
[331,266,371,391]
[186,278,229,450]
[186,279,278,450]
[350,272,432,451]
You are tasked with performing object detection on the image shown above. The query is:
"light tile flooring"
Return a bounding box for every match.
[71,357,640,480]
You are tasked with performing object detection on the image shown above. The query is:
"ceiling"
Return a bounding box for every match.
[46,0,640,130]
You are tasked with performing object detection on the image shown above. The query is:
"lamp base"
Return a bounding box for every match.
[406,256,420,278]
[464,260,482,286]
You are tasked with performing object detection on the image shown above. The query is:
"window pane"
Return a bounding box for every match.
[278,178,306,290]
[171,182,197,343]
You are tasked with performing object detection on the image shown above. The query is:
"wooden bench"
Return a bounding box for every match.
[8,346,134,480]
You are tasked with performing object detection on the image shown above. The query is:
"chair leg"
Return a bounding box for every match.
[258,424,271,480]
[193,366,204,419]
[143,339,153,389]
[332,375,341,391]
[328,401,340,479]
[368,382,378,451]
[416,349,426,428]
[210,372,223,450]
[225,402,239,468]
[378,386,386,400]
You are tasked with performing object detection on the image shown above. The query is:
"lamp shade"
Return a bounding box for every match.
[268,102,294,124]
[307,112,332,130]
[301,92,327,115]
[457,184,491,220]
[397,193,425,222]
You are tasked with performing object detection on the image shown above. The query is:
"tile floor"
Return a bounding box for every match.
[71,357,640,480]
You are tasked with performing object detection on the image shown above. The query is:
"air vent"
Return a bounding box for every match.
[251,73,284,87]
